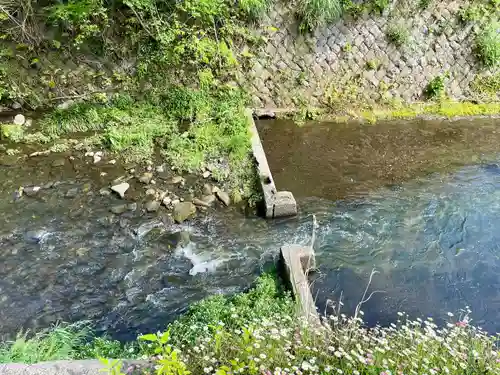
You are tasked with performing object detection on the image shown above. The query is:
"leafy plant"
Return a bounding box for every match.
[386,24,410,46]
[166,273,295,347]
[371,0,389,14]
[297,0,343,32]
[475,21,500,67]
[424,74,448,99]
[365,59,380,70]
[419,0,432,9]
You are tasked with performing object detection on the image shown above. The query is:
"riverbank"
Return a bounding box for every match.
[2,273,500,375]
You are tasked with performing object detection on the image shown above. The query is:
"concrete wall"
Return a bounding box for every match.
[246,0,498,109]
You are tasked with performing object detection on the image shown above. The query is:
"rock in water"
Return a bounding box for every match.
[111,182,130,198]
[215,190,231,206]
[202,184,212,196]
[24,230,47,243]
[201,194,216,206]
[110,204,128,214]
[23,186,41,197]
[173,202,196,223]
[52,159,65,167]
[145,200,160,212]
[13,114,25,126]
[65,187,79,198]
[139,172,153,184]
[193,197,211,207]
[171,176,183,184]
[99,188,111,196]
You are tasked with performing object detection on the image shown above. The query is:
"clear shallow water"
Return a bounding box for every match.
[2,117,500,341]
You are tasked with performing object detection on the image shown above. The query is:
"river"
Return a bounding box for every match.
[1,116,500,341]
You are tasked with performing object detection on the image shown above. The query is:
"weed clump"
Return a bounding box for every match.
[297,0,343,32]
[476,21,500,67]
[424,74,448,100]
[386,24,410,46]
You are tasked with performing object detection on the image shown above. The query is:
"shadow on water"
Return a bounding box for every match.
[2,116,500,341]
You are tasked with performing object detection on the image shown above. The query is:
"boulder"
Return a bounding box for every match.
[13,114,25,126]
[173,202,196,223]
[24,186,41,197]
[215,189,231,206]
[111,182,129,199]
[202,183,212,196]
[171,176,183,184]
[201,194,216,206]
[145,200,160,212]
[193,198,210,207]
[139,172,153,184]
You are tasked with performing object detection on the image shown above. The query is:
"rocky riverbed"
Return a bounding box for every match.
[0,132,262,341]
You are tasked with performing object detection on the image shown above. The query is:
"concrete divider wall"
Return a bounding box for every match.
[247,110,298,218]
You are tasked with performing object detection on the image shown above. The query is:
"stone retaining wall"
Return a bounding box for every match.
[246,0,498,109]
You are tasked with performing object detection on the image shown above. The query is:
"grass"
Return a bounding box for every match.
[3,273,500,375]
[0,322,133,364]
[471,72,500,97]
[38,86,255,198]
[476,21,500,67]
[386,24,410,46]
[238,0,271,20]
[361,101,500,122]
[297,0,343,32]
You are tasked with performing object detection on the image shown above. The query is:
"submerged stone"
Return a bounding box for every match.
[111,182,130,199]
[173,202,196,223]
[145,200,160,212]
[110,204,128,214]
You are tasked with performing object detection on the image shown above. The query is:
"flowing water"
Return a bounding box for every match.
[1,116,500,341]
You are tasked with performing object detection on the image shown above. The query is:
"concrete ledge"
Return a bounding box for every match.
[247,109,297,218]
[0,360,151,375]
[280,244,319,325]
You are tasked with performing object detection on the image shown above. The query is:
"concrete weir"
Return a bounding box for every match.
[280,244,320,325]
[247,110,297,218]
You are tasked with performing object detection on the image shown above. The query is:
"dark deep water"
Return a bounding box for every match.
[2,116,500,340]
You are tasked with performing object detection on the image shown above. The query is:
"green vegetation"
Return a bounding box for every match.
[238,0,272,20]
[371,0,389,14]
[424,74,448,100]
[365,59,380,70]
[459,0,499,23]
[386,24,410,46]
[297,0,343,32]
[2,274,500,375]
[362,101,500,122]
[471,72,500,97]
[0,322,133,364]
[476,21,500,67]
[419,0,432,10]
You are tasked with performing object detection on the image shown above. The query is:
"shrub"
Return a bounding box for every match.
[297,0,343,32]
[386,24,410,46]
[476,21,500,67]
[105,306,500,375]
[371,0,389,14]
[165,273,295,347]
[424,74,447,100]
